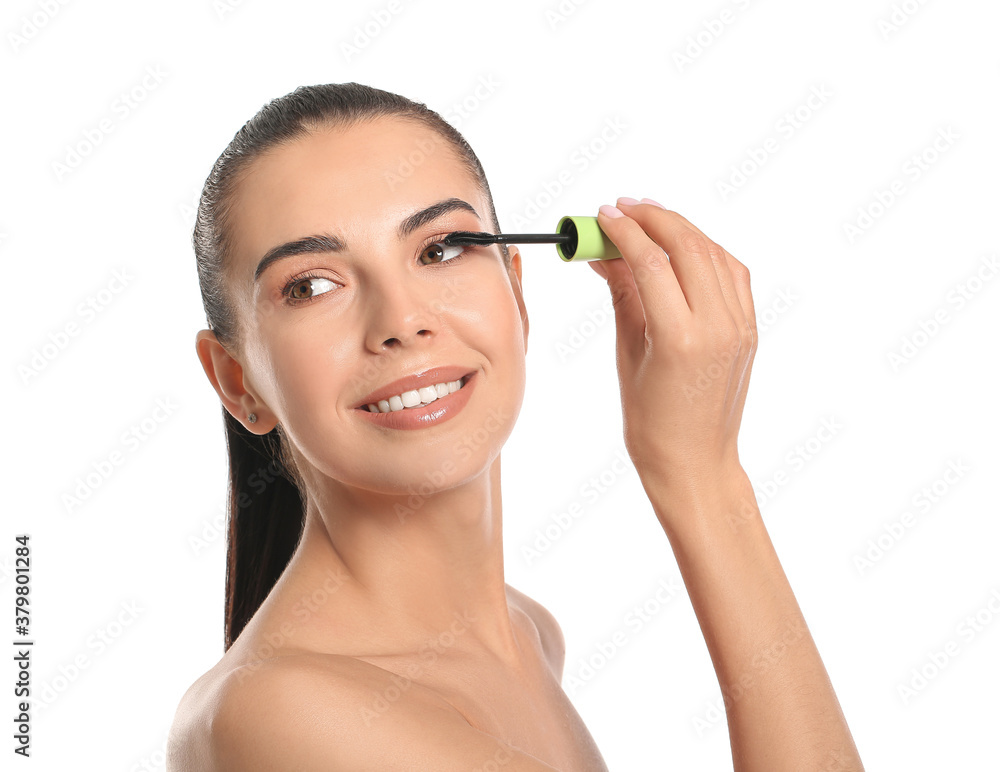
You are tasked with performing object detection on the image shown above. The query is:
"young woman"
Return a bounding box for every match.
[167,82,864,771]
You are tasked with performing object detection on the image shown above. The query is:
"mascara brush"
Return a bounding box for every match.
[442,216,622,262]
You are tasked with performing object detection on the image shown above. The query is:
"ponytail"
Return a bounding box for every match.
[220,409,304,651]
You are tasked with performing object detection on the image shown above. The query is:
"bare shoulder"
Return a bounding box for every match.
[174,653,562,772]
[166,666,225,772]
[506,584,566,681]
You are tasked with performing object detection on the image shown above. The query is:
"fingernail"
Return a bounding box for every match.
[617,196,640,206]
[640,197,666,209]
[599,204,625,218]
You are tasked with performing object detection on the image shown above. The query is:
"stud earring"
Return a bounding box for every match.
[248,413,257,424]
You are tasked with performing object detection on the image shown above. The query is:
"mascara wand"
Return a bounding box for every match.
[442,216,622,262]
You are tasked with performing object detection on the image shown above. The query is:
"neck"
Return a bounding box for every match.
[277,454,524,665]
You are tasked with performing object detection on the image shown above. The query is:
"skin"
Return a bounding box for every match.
[585,206,865,770]
[200,118,532,660]
[168,116,865,771]
[171,117,608,771]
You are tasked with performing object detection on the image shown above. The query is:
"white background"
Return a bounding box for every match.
[4,0,999,769]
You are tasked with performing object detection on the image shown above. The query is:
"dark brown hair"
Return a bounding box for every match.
[192,82,507,651]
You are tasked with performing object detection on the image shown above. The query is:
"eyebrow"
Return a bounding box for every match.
[253,197,481,282]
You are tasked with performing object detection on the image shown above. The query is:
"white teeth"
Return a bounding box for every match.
[366,378,465,413]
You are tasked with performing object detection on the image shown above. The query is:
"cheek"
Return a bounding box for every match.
[260,327,341,418]
[442,270,522,340]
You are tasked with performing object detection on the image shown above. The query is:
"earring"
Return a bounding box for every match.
[248,413,257,424]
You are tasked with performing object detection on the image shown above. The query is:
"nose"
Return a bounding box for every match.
[364,274,439,351]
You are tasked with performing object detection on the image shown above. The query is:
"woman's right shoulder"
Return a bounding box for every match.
[167,651,562,771]
[167,654,381,771]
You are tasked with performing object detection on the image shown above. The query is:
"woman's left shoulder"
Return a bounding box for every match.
[506,584,566,681]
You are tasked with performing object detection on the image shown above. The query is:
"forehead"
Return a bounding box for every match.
[227,117,483,269]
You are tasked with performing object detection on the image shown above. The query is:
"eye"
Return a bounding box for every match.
[418,240,467,266]
[284,275,337,302]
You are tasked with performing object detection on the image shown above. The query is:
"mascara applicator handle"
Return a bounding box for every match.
[554,216,623,262]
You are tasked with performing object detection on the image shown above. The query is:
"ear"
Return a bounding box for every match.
[506,246,529,356]
[195,329,277,433]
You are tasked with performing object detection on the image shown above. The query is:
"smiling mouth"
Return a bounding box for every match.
[358,373,473,413]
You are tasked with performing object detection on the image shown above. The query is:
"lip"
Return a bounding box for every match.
[353,365,476,410]
[354,370,477,430]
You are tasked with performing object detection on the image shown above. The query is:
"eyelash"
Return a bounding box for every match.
[278,232,471,305]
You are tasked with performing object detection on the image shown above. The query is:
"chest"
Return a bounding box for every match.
[370,650,610,772]
[459,666,610,771]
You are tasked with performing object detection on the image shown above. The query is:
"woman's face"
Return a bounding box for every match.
[221,116,528,496]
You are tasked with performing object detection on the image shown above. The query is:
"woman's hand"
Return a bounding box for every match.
[588,198,757,504]
[589,203,867,769]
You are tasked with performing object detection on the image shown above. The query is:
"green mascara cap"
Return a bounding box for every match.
[555,216,623,262]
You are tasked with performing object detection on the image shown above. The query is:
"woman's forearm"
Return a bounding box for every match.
[646,465,864,772]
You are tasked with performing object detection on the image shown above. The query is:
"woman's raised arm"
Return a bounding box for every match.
[589,198,864,771]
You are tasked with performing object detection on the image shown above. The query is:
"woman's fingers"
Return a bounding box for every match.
[599,202,737,354]
[729,251,757,336]
[594,205,692,336]
[727,254,758,429]
[614,201,739,330]
[585,231,647,365]
[634,200,755,335]
[584,199,758,486]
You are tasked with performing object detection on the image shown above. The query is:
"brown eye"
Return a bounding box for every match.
[284,276,337,302]
[419,241,465,266]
